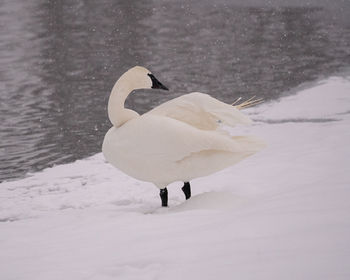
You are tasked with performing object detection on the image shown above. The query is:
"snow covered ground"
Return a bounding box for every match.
[1,76,350,280]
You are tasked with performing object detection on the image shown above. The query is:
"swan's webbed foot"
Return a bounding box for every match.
[182,182,191,200]
[160,188,168,207]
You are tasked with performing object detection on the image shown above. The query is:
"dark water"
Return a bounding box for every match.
[0,0,349,182]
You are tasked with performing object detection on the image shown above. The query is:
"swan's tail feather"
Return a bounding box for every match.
[231,97,242,106]
[232,96,264,110]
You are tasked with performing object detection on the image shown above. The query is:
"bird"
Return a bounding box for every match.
[102,66,265,207]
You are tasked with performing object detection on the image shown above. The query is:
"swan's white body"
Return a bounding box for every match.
[102,66,265,188]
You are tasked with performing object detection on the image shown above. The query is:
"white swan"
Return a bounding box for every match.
[102,66,265,206]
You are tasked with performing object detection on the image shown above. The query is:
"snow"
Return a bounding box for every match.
[1,76,350,280]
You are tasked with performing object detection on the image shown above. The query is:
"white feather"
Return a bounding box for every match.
[148,92,252,130]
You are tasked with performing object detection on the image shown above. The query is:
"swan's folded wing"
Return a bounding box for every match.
[147,92,252,130]
[115,115,257,164]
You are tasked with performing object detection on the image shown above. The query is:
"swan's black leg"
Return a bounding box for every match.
[160,188,168,207]
[182,182,191,200]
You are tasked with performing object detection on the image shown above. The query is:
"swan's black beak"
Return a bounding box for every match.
[148,73,169,90]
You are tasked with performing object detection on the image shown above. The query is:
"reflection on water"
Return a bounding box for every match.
[0,0,349,181]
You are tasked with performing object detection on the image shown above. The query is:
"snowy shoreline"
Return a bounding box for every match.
[1,76,350,279]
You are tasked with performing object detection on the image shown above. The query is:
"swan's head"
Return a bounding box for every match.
[123,66,168,91]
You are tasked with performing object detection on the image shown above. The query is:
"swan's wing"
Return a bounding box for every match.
[114,115,260,163]
[147,92,252,130]
[103,115,265,186]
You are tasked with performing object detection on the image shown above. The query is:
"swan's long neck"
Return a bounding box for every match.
[108,76,139,127]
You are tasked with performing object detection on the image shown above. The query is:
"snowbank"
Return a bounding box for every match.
[1,76,350,280]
